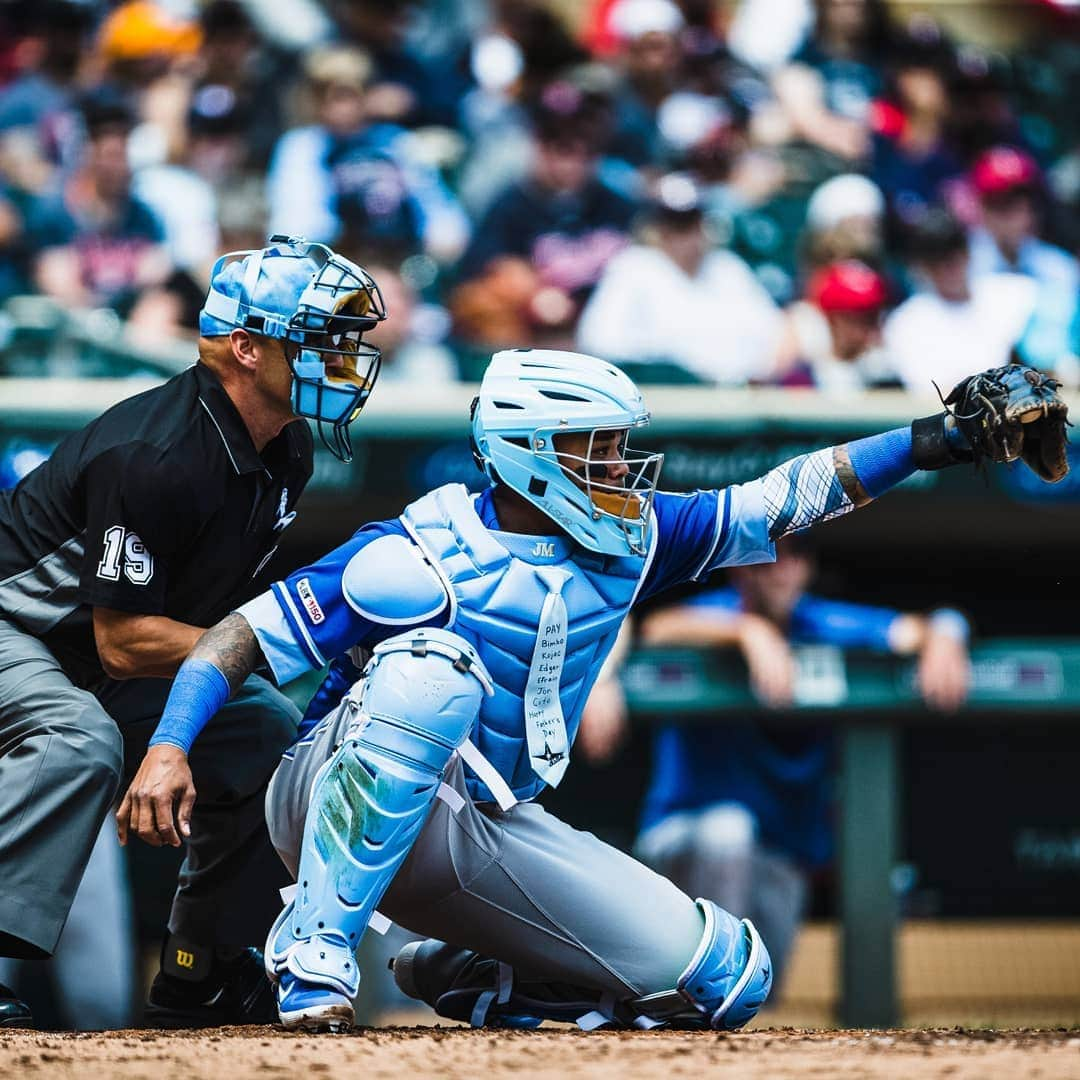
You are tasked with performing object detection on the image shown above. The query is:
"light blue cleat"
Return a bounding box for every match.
[275,972,355,1033]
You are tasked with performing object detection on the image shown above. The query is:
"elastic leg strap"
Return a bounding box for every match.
[458,739,518,811]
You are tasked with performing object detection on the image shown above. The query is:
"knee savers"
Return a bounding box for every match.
[267,629,492,998]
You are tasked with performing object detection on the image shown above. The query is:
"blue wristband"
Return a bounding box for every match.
[149,660,231,754]
[846,427,916,499]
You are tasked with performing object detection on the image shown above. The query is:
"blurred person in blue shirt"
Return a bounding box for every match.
[266,45,468,265]
[580,534,971,991]
[26,92,171,316]
[967,146,1080,380]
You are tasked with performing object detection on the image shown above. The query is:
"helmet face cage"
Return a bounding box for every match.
[545,423,664,556]
[280,240,388,462]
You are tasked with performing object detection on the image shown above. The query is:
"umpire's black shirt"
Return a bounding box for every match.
[0,363,313,690]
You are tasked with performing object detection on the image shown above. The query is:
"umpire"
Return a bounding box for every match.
[0,236,386,1027]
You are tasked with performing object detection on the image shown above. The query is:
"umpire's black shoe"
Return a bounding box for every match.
[0,982,34,1028]
[144,940,277,1028]
[392,939,611,1029]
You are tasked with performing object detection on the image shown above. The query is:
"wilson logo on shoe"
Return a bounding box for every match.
[176,949,196,970]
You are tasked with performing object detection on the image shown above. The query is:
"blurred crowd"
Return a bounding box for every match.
[3,0,1080,388]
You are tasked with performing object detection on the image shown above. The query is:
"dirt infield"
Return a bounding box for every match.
[3,1026,1080,1079]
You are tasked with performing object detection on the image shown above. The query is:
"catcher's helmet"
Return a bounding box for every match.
[199,234,387,462]
[470,349,664,556]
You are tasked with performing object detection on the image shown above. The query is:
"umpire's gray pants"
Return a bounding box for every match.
[0,618,299,959]
[267,704,706,999]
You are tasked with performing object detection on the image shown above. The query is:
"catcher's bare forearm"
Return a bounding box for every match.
[188,612,263,694]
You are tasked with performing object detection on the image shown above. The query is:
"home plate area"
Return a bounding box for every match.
[3,1026,1080,1080]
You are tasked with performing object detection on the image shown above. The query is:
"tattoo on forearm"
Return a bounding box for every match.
[833,445,872,507]
[189,612,262,694]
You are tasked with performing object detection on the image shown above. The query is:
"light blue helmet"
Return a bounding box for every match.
[470,349,664,556]
[199,234,387,462]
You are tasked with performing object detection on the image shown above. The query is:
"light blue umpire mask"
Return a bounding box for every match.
[199,234,387,462]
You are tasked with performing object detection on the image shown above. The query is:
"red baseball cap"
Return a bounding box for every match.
[970,146,1040,197]
[808,260,888,314]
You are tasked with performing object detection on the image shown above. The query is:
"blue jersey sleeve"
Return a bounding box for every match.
[298,653,365,738]
[637,486,776,604]
[790,595,900,651]
[236,518,449,685]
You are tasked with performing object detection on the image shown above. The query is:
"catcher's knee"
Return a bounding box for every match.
[356,627,493,758]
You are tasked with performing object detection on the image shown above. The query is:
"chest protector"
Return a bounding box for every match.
[402,484,649,802]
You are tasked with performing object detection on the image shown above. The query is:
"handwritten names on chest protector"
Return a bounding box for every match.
[524,566,573,786]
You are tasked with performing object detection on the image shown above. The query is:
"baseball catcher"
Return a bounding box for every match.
[120,353,1067,1033]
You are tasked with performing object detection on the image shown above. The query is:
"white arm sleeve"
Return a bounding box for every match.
[758,446,855,540]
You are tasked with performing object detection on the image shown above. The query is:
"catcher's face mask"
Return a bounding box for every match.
[549,426,663,556]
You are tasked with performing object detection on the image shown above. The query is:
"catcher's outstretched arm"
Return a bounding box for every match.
[760,362,1072,543]
[760,417,970,542]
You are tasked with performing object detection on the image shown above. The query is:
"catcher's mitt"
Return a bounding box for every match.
[940,363,1070,483]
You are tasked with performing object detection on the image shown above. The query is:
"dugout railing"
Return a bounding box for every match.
[624,642,1080,1028]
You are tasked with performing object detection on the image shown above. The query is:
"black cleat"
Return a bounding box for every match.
[144,947,277,1028]
[0,982,33,1029]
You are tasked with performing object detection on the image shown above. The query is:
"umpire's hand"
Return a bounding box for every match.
[117,745,197,848]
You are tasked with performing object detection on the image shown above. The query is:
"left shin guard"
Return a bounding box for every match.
[265,629,492,999]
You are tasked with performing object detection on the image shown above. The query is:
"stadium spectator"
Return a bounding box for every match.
[967,146,1080,377]
[773,259,897,389]
[325,0,468,129]
[611,536,970,991]
[362,264,458,382]
[0,185,31,301]
[883,209,1037,392]
[0,1,93,154]
[451,80,636,349]
[266,45,468,264]
[131,85,234,282]
[27,93,171,317]
[455,2,586,218]
[772,0,897,164]
[869,32,964,225]
[601,0,687,172]
[576,173,782,384]
[195,1,288,171]
[800,172,886,270]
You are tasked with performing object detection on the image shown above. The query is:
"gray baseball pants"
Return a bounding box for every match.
[0,617,299,959]
[266,701,706,1000]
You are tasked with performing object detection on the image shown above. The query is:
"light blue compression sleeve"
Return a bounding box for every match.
[846,427,916,499]
[148,660,231,754]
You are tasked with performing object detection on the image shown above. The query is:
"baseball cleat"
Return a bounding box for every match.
[0,983,33,1028]
[275,973,354,1032]
[144,946,277,1028]
[392,940,585,1029]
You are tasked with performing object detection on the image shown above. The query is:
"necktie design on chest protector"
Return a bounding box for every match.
[524,566,572,786]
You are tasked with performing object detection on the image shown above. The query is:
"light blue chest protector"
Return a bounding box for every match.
[401,484,649,802]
